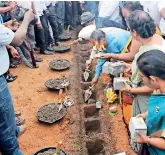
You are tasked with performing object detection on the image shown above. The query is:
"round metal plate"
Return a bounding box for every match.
[53,45,71,53]
[33,147,67,155]
[37,103,67,124]
[49,59,71,71]
[45,78,70,90]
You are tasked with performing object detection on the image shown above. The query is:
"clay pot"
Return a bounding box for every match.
[122,92,134,104]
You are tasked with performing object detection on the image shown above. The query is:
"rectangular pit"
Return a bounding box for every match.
[85,120,101,135]
[84,105,99,118]
[86,139,105,155]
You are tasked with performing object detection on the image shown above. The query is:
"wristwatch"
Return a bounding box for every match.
[146,136,151,146]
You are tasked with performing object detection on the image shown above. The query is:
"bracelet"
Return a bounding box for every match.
[146,136,151,146]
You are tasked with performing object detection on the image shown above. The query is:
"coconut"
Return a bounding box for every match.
[109,106,117,113]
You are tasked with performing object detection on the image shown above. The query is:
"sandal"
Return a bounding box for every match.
[35,57,43,62]
[15,111,21,117]
[15,117,25,126]
[6,75,17,82]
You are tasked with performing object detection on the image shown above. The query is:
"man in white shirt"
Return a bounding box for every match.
[0,10,34,155]
[140,1,165,36]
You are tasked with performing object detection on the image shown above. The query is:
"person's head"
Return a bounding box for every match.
[128,10,156,41]
[121,1,143,25]
[90,30,106,47]
[81,12,95,26]
[137,50,165,90]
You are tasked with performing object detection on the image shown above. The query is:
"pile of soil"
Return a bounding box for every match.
[53,45,71,53]
[37,149,65,155]
[37,103,67,123]
[49,59,71,70]
[45,78,70,90]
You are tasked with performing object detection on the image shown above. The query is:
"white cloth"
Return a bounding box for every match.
[78,24,96,40]
[160,18,165,35]
[141,1,165,26]
[33,2,47,17]
[98,1,121,23]
[0,24,14,75]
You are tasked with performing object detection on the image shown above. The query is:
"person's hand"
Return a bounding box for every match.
[24,10,35,23]
[96,53,112,59]
[135,131,148,144]
[10,47,19,58]
[86,59,92,68]
[5,20,20,31]
[36,24,42,30]
[121,62,132,72]
[120,87,130,93]
[91,77,98,86]
[9,2,16,10]
[136,113,147,120]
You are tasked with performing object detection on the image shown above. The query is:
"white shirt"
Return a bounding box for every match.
[33,2,47,17]
[141,1,165,26]
[78,24,96,41]
[98,1,122,23]
[0,24,14,75]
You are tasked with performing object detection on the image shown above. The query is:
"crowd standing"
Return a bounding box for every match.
[1,1,165,155]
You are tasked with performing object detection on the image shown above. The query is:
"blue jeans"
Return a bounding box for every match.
[0,76,23,155]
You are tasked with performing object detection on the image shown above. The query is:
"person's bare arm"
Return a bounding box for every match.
[11,10,34,46]
[0,6,13,13]
[130,86,154,94]
[99,39,141,62]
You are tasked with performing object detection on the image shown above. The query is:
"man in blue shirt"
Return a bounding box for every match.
[88,28,132,86]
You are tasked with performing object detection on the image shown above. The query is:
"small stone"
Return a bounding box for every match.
[88,99,96,104]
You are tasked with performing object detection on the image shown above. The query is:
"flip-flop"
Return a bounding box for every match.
[15,111,21,117]
[15,117,25,126]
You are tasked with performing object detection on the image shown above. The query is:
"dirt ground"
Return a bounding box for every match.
[9,37,135,155]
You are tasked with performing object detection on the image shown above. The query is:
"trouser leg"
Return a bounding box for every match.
[0,76,23,155]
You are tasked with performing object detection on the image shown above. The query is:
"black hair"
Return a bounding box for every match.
[90,30,106,41]
[128,10,156,38]
[137,50,165,80]
[123,1,143,12]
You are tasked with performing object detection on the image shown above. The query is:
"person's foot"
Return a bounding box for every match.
[33,64,39,69]
[55,41,61,46]
[19,125,26,136]
[6,75,17,82]
[35,57,43,62]
[47,45,54,51]
[40,50,53,55]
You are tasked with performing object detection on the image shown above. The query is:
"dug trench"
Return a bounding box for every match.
[72,42,136,155]
[9,31,135,155]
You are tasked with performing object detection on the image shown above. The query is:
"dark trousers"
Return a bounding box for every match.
[96,17,126,30]
[34,25,46,53]
[45,6,59,42]
[56,1,65,35]
[35,15,53,52]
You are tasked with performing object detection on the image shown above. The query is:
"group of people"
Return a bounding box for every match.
[1,1,165,155]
